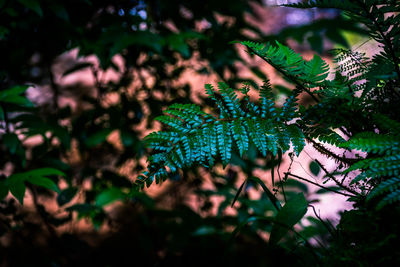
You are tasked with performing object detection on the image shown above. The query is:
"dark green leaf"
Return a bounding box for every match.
[9,181,26,204]
[280,179,309,194]
[309,161,321,176]
[269,193,308,244]
[326,29,348,48]
[17,0,43,16]
[49,2,69,21]
[85,129,113,147]
[24,168,66,178]
[57,187,78,206]
[27,176,60,193]
[1,95,34,107]
[0,85,29,100]
[66,203,98,215]
[2,133,21,154]
[307,34,323,54]
[95,187,125,207]
[120,130,136,147]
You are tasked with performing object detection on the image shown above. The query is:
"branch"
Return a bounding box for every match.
[285,172,357,198]
[314,159,361,196]
[306,137,358,166]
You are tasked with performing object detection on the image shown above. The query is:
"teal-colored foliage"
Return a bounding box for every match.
[367,177,400,209]
[241,41,330,87]
[139,80,305,189]
[1,0,400,265]
[142,0,400,211]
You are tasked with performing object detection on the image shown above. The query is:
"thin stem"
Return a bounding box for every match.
[314,159,361,196]
[277,152,287,202]
[286,172,357,198]
[306,137,358,166]
[309,204,336,238]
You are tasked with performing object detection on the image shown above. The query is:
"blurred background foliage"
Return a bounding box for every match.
[0,0,367,266]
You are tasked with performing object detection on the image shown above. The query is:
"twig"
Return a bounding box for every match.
[314,159,360,196]
[285,172,357,198]
[309,205,336,238]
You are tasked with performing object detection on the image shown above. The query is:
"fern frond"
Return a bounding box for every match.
[366,177,400,209]
[377,189,400,209]
[340,132,400,155]
[368,177,400,199]
[138,79,306,188]
[241,41,330,88]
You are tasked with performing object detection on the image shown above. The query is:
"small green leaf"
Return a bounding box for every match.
[95,188,125,207]
[269,193,308,244]
[57,187,78,206]
[27,176,60,193]
[85,129,113,147]
[309,161,321,176]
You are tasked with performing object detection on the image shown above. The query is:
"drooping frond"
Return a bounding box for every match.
[367,177,400,209]
[137,81,305,189]
[241,41,330,88]
[340,130,400,207]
